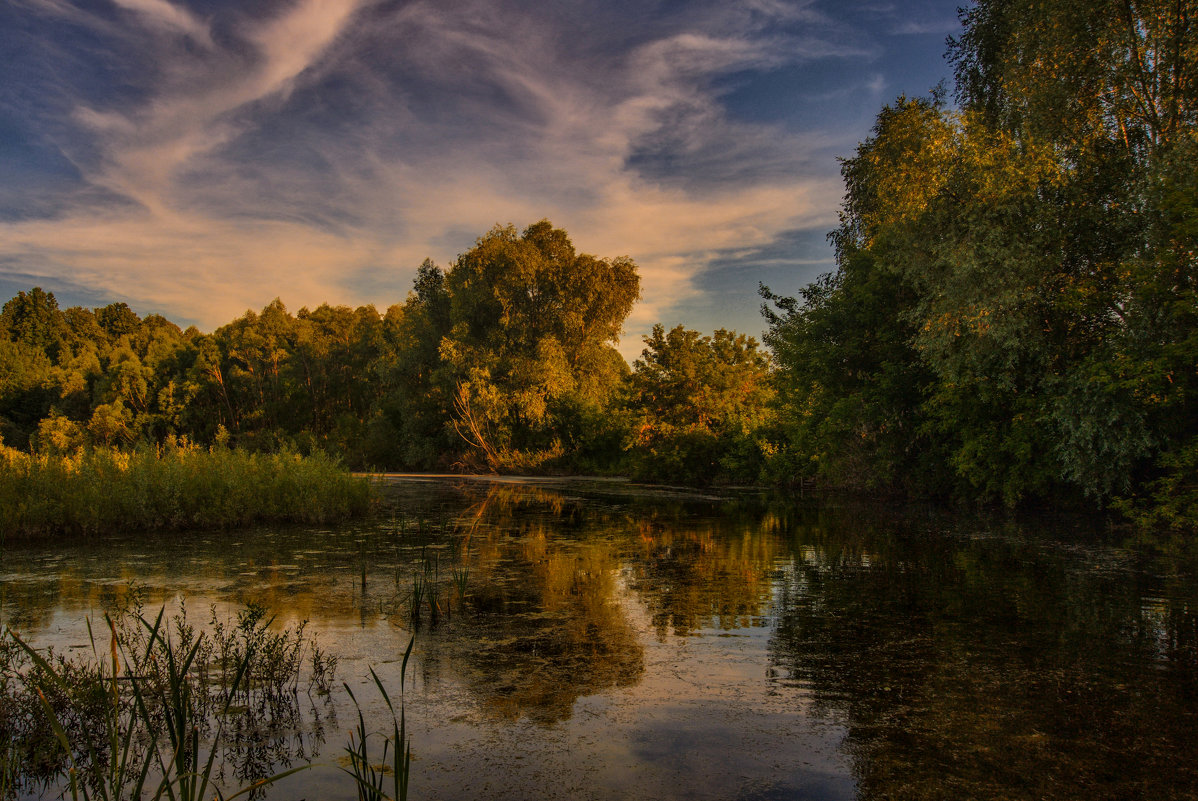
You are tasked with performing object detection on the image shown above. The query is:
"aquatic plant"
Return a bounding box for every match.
[451,561,470,606]
[0,443,373,538]
[427,551,441,625]
[8,611,308,801]
[410,573,426,628]
[342,638,414,801]
[405,545,450,627]
[308,642,340,697]
[1,602,335,800]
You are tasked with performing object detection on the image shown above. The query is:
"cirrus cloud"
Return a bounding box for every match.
[0,0,960,358]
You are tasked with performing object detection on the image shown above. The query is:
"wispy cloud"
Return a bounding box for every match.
[0,0,914,355]
[892,18,961,36]
[110,0,212,45]
[71,0,364,213]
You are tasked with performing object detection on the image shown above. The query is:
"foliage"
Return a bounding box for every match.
[0,442,373,537]
[761,247,940,493]
[435,221,640,470]
[763,0,1198,526]
[625,324,775,485]
[1,220,643,477]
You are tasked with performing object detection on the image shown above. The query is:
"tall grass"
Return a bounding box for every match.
[5,609,311,801]
[2,603,405,801]
[342,640,414,801]
[0,442,374,537]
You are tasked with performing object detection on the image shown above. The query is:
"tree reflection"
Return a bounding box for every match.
[7,479,1196,799]
[419,483,800,721]
[768,509,1198,800]
[419,482,645,723]
[626,515,782,637]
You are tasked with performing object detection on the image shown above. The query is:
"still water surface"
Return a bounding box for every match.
[4,476,1197,800]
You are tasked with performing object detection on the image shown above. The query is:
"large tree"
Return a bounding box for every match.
[434,220,640,469]
[765,0,1198,519]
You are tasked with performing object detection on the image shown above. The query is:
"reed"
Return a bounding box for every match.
[406,545,452,628]
[342,638,414,801]
[4,603,420,801]
[6,610,310,801]
[410,573,427,628]
[451,562,470,606]
[428,552,441,626]
[0,442,373,538]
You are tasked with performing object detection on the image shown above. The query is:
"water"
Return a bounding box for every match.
[3,476,1197,800]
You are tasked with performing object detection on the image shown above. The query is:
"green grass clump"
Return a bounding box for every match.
[0,442,374,537]
[3,606,414,801]
[4,605,329,801]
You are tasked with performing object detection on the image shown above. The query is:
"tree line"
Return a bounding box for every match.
[4,0,1197,528]
[0,221,773,486]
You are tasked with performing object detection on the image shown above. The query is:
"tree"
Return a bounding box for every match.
[947,0,1198,511]
[764,0,1198,520]
[95,302,141,342]
[436,221,640,469]
[761,252,941,493]
[1,288,70,359]
[33,411,85,455]
[0,337,57,449]
[373,260,457,469]
[626,325,774,485]
[951,0,1198,156]
[88,399,135,447]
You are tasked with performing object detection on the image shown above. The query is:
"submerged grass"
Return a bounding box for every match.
[0,443,374,537]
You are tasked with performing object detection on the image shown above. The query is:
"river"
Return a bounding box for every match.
[3,476,1196,800]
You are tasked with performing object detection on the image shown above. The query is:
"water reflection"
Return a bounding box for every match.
[3,480,1197,800]
[628,518,782,637]
[418,486,646,723]
[768,509,1198,800]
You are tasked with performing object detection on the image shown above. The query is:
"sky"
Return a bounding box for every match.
[0,0,964,361]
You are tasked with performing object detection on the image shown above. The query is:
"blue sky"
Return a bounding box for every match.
[0,0,963,360]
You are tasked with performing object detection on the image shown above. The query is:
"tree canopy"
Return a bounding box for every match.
[1,221,661,476]
[763,0,1198,524]
[4,0,1198,532]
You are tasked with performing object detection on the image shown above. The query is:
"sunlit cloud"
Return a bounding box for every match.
[0,0,961,357]
[110,0,212,45]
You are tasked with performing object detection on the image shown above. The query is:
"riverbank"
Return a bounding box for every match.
[0,444,373,537]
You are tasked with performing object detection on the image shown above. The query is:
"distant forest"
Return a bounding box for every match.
[3,0,1197,529]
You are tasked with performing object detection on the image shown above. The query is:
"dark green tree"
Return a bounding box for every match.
[374,260,456,469]
[765,0,1198,522]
